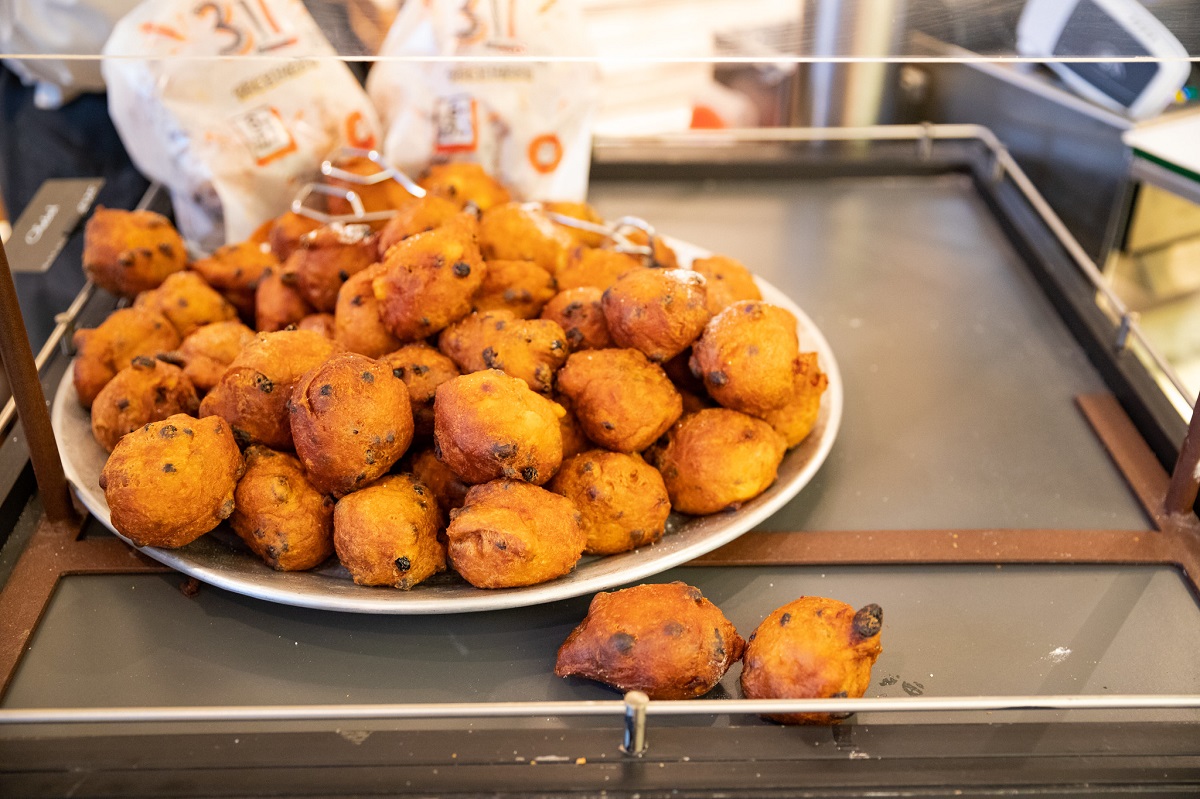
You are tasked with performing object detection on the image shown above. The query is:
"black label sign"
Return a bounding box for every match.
[8,178,105,273]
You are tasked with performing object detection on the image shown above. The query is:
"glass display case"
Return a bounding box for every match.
[1,1,1199,795]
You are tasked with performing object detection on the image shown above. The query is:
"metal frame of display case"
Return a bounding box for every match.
[1,125,1199,796]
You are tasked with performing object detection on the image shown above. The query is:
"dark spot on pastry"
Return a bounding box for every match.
[220,498,235,517]
[157,242,175,257]
[521,466,538,482]
[602,421,614,430]
[177,297,189,308]
[231,426,251,445]
[494,319,507,331]
[365,450,376,465]
[780,612,791,626]
[581,461,593,473]
[351,428,359,435]
[566,329,583,347]
[413,483,425,495]
[480,381,494,394]
[492,442,518,459]
[707,371,728,387]
[395,556,411,572]
[137,248,153,259]
[585,486,600,501]
[494,539,507,551]
[385,431,395,443]
[481,347,500,368]
[116,398,130,411]
[563,302,582,316]
[338,269,349,282]
[283,324,297,332]
[350,295,364,307]
[713,627,725,657]
[610,632,635,655]
[154,386,168,403]
[853,604,883,639]
[686,586,703,603]
[162,463,176,473]
[118,253,134,267]
[453,261,471,277]
[156,351,184,366]
[159,424,178,439]
[412,364,429,376]
[254,373,274,393]
[392,367,406,380]
[747,345,759,356]
[420,316,431,327]
[549,339,563,351]
[355,472,367,483]
[816,608,824,617]
[132,355,156,369]
[748,632,756,642]
[663,620,684,637]
[361,371,374,383]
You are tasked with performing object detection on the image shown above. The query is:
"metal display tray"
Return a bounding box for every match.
[1,126,1199,797]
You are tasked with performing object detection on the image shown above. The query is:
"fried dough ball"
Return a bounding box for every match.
[334,473,446,589]
[544,201,606,248]
[549,450,670,555]
[438,311,568,394]
[378,344,460,437]
[477,203,573,276]
[692,255,762,315]
[199,329,339,450]
[288,222,377,312]
[288,352,415,497]
[255,265,315,332]
[689,301,800,417]
[741,597,884,725]
[372,214,486,341]
[230,446,335,571]
[556,247,642,292]
[376,194,462,255]
[325,155,416,227]
[554,582,745,699]
[433,370,564,485]
[72,307,182,408]
[418,162,511,211]
[556,349,682,453]
[82,206,187,297]
[334,263,401,357]
[297,312,336,339]
[175,320,256,394]
[409,446,469,515]
[649,408,786,515]
[190,240,276,320]
[91,357,200,452]
[267,211,323,261]
[602,268,710,363]
[98,413,244,548]
[445,480,584,589]
[760,352,828,448]
[540,287,612,351]
[134,270,238,338]
[473,259,556,319]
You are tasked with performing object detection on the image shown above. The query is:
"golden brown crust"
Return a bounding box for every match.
[432,370,564,485]
[437,310,568,394]
[99,413,244,548]
[333,473,446,588]
[445,480,584,588]
[377,344,460,438]
[334,262,402,358]
[601,268,710,363]
[549,450,670,555]
[267,211,323,262]
[473,259,557,319]
[72,307,182,409]
[418,162,511,212]
[376,194,462,256]
[91,357,200,452]
[134,270,238,338]
[198,329,340,450]
[190,240,277,321]
[554,394,591,460]
[554,582,745,699]
[230,446,335,571]
[692,255,763,315]
[288,352,415,497]
[255,265,315,333]
[409,446,470,515]
[82,207,187,297]
[555,348,682,453]
[297,312,337,339]
[176,320,256,394]
[556,247,642,292]
[288,222,378,312]
[648,408,787,515]
[759,352,828,448]
[541,287,612,351]
[372,215,486,341]
[689,301,800,417]
[477,203,573,276]
[740,597,883,724]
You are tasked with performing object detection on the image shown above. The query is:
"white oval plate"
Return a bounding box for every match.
[52,240,842,613]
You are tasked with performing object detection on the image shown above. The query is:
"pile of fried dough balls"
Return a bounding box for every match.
[556,582,883,724]
[81,160,827,591]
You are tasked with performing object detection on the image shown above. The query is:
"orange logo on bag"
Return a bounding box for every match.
[230,106,298,166]
[345,111,376,149]
[528,133,563,174]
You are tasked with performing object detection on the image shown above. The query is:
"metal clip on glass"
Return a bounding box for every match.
[532,206,663,267]
[292,147,425,225]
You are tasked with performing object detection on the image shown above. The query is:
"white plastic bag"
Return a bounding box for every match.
[102,0,381,251]
[366,0,598,203]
